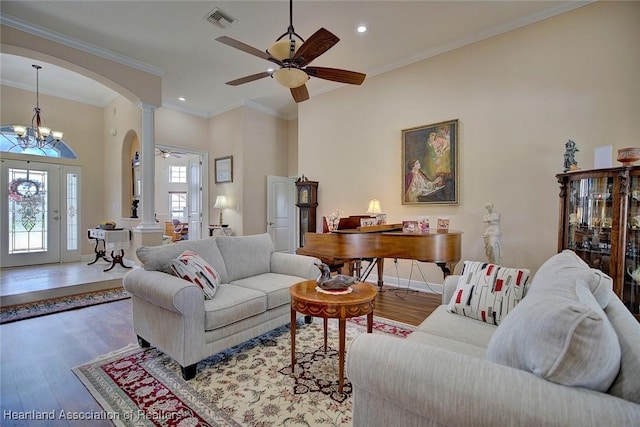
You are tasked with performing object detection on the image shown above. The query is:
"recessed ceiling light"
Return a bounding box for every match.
[357,25,367,33]
[178,96,186,102]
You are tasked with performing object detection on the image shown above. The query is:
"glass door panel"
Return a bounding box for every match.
[567,176,613,274]
[625,174,640,316]
[1,160,61,267]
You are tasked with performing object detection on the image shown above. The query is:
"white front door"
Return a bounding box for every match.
[1,160,62,267]
[267,175,296,253]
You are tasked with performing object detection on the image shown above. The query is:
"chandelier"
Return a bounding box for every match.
[12,64,64,149]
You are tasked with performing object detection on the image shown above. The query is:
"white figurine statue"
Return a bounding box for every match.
[483,203,502,265]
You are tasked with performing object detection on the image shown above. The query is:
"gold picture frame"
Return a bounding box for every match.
[402,119,459,205]
[215,156,233,183]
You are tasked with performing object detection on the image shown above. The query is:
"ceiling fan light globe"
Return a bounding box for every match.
[267,39,300,61]
[273,68,308,89]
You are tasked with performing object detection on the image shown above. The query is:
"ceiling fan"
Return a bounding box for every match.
[156,148,184,159]
[215,0,366,103]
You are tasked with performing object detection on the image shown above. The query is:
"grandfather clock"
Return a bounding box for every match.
[295,180,318,247]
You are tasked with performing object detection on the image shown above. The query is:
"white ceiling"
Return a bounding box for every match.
[0,1,588,119]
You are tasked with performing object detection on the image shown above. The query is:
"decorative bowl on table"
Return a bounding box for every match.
[617,147,640,166]
[99,221,117,230]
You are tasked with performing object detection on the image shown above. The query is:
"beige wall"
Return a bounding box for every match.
[209,107,290,236]
[1,85,105,255]
[242,108,290,235]
[298,1,640,282]
[287,119,299,177]
[210,108,243,233]
[1,25,161,106]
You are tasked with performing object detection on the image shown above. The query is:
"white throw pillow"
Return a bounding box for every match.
[447,261,529,325]
[170,250,220,299]
[486,279,621,392]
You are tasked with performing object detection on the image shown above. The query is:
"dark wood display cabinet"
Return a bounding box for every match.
[557,167,640,320]
[295,180,318,248]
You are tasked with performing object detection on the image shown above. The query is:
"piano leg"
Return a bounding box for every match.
[436,262,453,278]
[376,258,384,289]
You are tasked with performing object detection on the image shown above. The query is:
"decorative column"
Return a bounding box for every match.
[136,103,161,231]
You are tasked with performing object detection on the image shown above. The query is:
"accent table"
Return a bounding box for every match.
[289,280,377,393]
[208,225,233,237]
[87,228,132,272]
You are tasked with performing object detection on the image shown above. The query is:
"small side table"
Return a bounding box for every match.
[87,228,132,272]
[289,280,377,393]
[208,225,233,237]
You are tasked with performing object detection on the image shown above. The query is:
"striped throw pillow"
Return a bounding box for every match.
[170,250,220,299]
[447,261,529,325]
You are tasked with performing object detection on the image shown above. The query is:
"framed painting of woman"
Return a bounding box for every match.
[402,119,459,205]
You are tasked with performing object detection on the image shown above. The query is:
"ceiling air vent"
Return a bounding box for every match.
[205,7,237,29]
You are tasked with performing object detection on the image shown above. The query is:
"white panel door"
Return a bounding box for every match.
[1,160,61,267]
[188,157,202,240]
[267,175,296,253]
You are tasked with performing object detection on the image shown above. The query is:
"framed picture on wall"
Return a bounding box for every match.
[402,119,459,205]
[215,156,233,183]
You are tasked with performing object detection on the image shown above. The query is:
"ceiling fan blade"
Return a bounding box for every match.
[225,71,272,86]
[291,85,309,103]
[216,36,281,65]
[293,28,339,67]
[305,67,366,85]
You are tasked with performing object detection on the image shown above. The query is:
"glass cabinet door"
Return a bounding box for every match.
[625,174,640,316]
[566,176,614,274]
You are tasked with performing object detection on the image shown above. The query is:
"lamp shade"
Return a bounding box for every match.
[367,199,382,215]
[267,39,300,61]
[272,68,309,89]
[214,195,228,209]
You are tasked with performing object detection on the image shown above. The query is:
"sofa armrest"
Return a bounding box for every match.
[270,252,321,280]
[123,269,204,315]
[347,334,640,427]
[442,274,459,304]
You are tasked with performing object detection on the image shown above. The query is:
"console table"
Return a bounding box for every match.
[87,228,132,272]
[208,225,233,237]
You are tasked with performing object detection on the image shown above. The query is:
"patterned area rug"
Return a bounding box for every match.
[73,316,414,426]
[0,288,130,324]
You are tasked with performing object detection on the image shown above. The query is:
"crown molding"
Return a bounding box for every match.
[368,1,593,79]
[1,14,164,77]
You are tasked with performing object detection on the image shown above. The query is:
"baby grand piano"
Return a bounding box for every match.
[297,216,462,289]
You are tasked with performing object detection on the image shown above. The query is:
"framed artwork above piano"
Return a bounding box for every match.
[295,180,318,247]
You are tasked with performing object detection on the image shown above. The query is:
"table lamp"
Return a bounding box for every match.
[214,195,228,225]
[366,199,382,215]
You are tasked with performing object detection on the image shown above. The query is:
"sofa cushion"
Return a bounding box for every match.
[203,284,267,331]
[216,233,274,282]
[530,250,612,309]
[411,305,494,359]
[231,272,306,310]
[137,238,228,283]
[415,305,497,350]
[408,330,487,359]
[486,279,621,392]
[605,294,640,404]
[170,251,220,299]
[447,261,529,325]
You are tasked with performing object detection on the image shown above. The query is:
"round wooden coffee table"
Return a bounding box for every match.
[289,280,378,393]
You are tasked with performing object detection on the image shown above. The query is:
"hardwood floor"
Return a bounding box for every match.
[1,299,136,427]
[0,285,440,426]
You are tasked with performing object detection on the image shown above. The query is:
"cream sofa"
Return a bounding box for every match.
[347,251,640,426]
[123,233,320,380]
